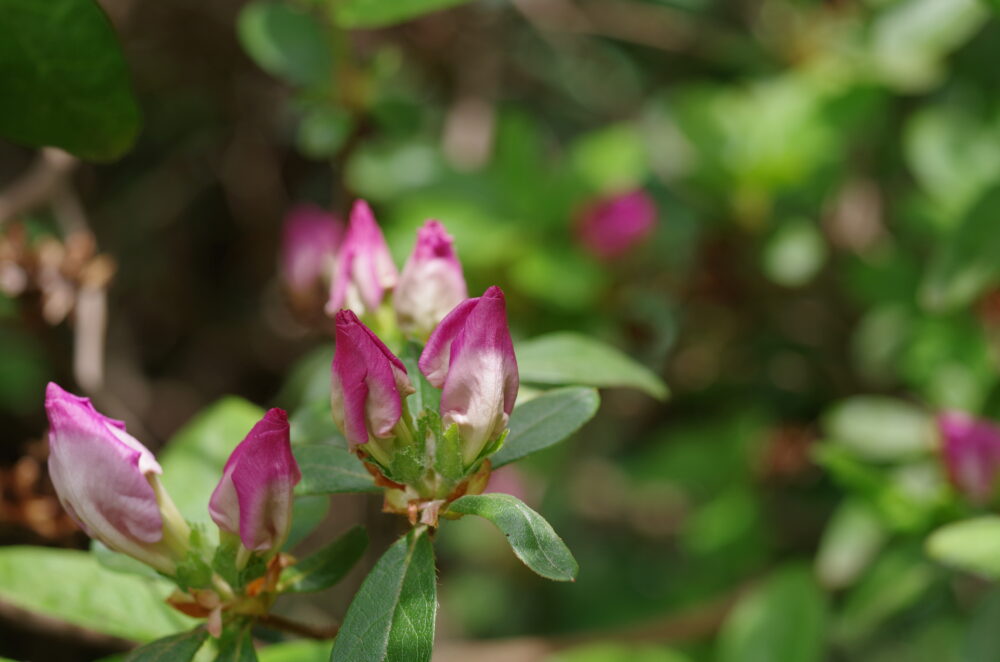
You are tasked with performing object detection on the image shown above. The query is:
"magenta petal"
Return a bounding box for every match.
[394,220,467,337]
[45,382,164,551]
[209,408,301,552]
[938,411,1000,501]
[331,310,413,445]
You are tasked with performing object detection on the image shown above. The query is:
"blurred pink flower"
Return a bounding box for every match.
[484,465,530,503]
[281,204,343,296]
[938,411,1000,502]
[394,220,467,340]
[576,189,657,259]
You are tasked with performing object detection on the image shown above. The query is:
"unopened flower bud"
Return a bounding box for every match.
[576,189,657,259]
[419,286,518,464]
[331,310,415,462]
[209,408,301,555]
[45,382,189,575]
[326,200,397,318]
[394,220,467,340]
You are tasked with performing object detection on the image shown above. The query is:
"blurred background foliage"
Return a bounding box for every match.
[5,0,1000,660]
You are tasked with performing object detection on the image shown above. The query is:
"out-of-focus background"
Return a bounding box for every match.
[4,0,1000,660]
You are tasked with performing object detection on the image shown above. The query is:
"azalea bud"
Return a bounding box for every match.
[209,409,301,555]
[281,204,342,299]
[938,411,1000,502]
[44,382,189,575]
[576,189,657,259]
[326,200,398,317]
[331,310,415,462]
[419,286,518,464]
[394,220,467,340]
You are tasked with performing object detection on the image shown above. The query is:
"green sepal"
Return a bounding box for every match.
[212,534,241,588]
[174,525,214,590]
[435,419,464,482]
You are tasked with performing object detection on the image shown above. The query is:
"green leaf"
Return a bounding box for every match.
[216,624,257,662]
[814,500,886,590]
[92,540,163,581]
[330,529,437,662]
[516,333,667,400]
[237,1,332,87]
[159,397,266,525]
[400,341,441,419]
[962,588,1000,662]
[821,396,934,462]
[491,387,600,468]
[448,493,579,582]
[282,525,368,593]
[762,220,828,288]
[0,547,195,642]
[258,641,329,662]
[294,444,378,495]
[286,495,332,549]
[921,187,1000,312]
[123,628,208,662]
[333,0,476,29]
[0,0,140,160]
[717,565,827,662]
[927,516,1000,579]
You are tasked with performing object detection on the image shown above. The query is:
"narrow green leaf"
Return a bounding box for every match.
[123,628,208,662]
[821,396,934,462]
[0,547,195,642]
[400,342,441,419]
[516,333,668,400]
[927,516,1000,579]
[0,0,140,160]
[92,540,163,581]
[492,387,599,468]
[333,0,476,29]
[448,493,578,581]
[294,444,378,495]
[238,1,332,87]
[216,624,257,662]
[283,525,368,593]
[717,565,827,662]
[159,397,266,525]
[330,529,437,662]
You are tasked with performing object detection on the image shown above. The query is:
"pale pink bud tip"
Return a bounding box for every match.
[938,411,1000,502]
[577,189,657,259]
[44,382,166,558]
[419,286,518,463]
[209,408,301,553]
[326,200,398,317]
[331,310,413,446]
[394,220,467,338]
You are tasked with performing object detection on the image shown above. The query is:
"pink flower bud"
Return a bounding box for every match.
[939,411,1000,502]
[281,204,343,297]
[326,200,398,317]
[45,383,188,574]
[394,220,467,340]
[331,310,415,448]
[209,408,301,554]
[576,189,657,259]
[419,286,519,464]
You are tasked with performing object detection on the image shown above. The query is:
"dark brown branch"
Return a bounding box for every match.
[256,613,340,640]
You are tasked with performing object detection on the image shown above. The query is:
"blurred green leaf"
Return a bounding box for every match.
[330,529,436,662]
[0,0,140,160]
[215,625,257,662]
[921,187,1000,312]
[238,1,332,87]
[294,444,377,495]
[570,124,648,193]
[286,494,331,549]
[927,517,1000,579]
[281,525,367,593]
[449,493,579,581]
[123,628,208,662]
[92,540,163,581]
[822,396,934,462]
[547,643,691,662]
[296,106,353,159]
[962,588,1000,662]
[717,565,827,662]
[762,220,827,287]
[492,387,600,468]
[159,397,266,525]
[257,641,329,662]
[516,333,668,399]
[333,0,475,29]
[0,547,195,641]
[815,500,886,590]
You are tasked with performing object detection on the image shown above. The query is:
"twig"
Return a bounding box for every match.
[257,613,340,640]
[0,148,78,225]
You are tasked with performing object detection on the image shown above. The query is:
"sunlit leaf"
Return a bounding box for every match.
[927,516,1000,579]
